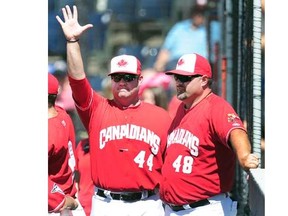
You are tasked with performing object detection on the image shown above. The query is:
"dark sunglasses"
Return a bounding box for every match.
[111,74,139,83]
[173,74,202,83]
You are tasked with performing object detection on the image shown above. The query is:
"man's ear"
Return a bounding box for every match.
[138,75,143,84]
[200,75,209,87]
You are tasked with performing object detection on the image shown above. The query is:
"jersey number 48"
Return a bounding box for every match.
[173,155,194,174]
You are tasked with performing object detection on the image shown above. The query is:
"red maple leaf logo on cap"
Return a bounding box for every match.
[178,58,185,66]
[117,59,128,67]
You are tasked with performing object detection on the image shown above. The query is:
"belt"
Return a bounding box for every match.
[96,188,155,202]
[167,199,210,212]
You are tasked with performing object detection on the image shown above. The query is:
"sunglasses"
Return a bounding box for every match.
[173,74,202,83]
[111,74,139,83]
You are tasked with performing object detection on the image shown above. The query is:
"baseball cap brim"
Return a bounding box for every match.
[165,69,204,76]
[108,71,138,76]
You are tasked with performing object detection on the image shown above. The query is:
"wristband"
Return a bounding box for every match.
[67,39,79,43]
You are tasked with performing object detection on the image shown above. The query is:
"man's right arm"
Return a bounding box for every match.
[66,42,86,80]
[229,129,260,171]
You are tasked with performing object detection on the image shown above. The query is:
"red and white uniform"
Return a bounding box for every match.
[160,93,245,205]
[69,77,171,192]
[75,138,94,216]
[48,105,77,212]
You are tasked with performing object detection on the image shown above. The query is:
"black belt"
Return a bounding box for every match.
[96,188,155,202]
[167,199,210,212]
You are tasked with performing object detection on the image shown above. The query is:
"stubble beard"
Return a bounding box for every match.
[177,92,188,101]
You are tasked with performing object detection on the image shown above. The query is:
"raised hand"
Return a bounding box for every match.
[56,5,93,41]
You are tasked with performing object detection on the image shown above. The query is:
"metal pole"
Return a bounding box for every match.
[225,0,233,103]
[253,0,262,165]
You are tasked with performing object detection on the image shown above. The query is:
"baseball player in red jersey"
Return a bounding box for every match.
[48,73,78,213]
[160,54,260,215]
[74,138,94,216]
[56,5,172,216]
[48,73,85,216]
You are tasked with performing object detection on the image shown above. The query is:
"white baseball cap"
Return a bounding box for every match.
[108,54,141,75]
[165,53,212,78]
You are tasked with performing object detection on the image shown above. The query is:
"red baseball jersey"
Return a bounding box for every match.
[160,93,246,205]
[48,106,77,212]
[75,138,94,216]
[69,77,172,191]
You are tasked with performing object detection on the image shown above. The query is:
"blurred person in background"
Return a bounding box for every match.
[154,4,208,72]
[139,70,172,110]
[99,76,113,99]
[141,87,169,110]
[53,60,76,112]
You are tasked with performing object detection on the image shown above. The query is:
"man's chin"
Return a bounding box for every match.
[118,92,130,97]
[177,93,187,100]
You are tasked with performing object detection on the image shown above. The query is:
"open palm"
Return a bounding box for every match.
[56,5,93,41]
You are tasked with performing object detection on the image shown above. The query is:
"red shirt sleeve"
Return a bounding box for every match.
[68,76,105,131]
[68,76,93,109]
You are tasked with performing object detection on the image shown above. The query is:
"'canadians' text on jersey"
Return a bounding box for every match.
[167,128,199,157]
[100,124,160,154]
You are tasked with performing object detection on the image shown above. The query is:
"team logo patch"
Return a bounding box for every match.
[51,183,65,195]
[227,113,240,124]
[117,59,128,68]
[61,120,67,127]
[177,58,185,66]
